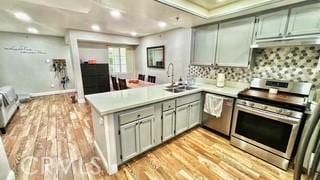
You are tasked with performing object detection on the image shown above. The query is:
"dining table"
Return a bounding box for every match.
[127,79,155,89]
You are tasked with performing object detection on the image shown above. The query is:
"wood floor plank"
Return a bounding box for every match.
[1,94,294,180]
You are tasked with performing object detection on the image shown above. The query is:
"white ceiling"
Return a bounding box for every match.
[0,0,308,37]
[0,0,207,37]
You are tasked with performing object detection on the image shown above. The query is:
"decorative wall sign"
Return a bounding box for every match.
[3,45,47,54]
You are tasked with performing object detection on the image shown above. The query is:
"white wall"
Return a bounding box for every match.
[0,137,13,180]
[67,30,139,102]
[0,32,74,95]
[135,28,192,84]
[78,42,108,64]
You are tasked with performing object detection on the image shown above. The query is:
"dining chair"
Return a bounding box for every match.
[138,74,145,81]
[118,78,128,90]
[147,75,156,83]
[111,76,119,90]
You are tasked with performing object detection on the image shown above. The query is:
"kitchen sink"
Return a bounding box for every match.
[164,88,185,93]
[177,86,197,90]
[164,85,198,93]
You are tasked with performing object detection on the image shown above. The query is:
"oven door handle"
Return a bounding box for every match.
[236,104,301,125]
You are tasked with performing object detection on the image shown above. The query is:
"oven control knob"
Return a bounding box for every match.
[261,105,267,109]
[278,109,284,113]
[283,111,293,116]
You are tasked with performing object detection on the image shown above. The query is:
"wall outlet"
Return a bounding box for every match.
[50,84,55,88]
[99,118,104,125]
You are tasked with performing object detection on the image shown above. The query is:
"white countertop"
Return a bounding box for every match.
[85,83,248,115]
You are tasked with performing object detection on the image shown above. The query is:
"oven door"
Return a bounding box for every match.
[231,104,301,159]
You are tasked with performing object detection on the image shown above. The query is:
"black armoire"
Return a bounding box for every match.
[81,63,110,95]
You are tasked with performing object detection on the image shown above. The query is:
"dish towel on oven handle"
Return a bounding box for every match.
[204,94,224,118]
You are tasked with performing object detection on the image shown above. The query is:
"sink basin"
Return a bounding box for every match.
[164,88,185,93]
[177,86,197,90]
[164,85,198,93]
[165,84,180,88]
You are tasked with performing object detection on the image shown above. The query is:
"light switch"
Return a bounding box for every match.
[99,117,104,125]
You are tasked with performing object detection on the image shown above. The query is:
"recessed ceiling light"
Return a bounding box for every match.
[131,32,137,36]
[27,27,39,34]
[110,10,121,18]
[158,21,167,28]
[91,24,100,31]
[14,12,32,22]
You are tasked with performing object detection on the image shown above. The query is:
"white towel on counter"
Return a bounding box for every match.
[204,94,224,118]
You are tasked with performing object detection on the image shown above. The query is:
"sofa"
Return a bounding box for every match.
[0,86,19,134]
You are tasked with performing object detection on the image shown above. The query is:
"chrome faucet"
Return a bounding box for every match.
[167,63,174,86]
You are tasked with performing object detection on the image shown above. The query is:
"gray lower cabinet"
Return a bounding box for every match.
[119,94,201,162]
[120,116,155,161]
[175,100,201,135]
[120,121,140,161]
[175,104,190,135]
[189,101,201,128]
[162,109,175,141]
[287,3,320,36]
[139,116,154,152]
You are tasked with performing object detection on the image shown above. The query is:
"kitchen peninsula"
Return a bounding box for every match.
[85,81,248,175]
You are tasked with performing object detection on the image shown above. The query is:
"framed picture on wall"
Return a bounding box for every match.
[147,45,165,69]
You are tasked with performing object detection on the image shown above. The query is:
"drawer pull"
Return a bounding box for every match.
[137,114,141,118]
[168,105,171,108]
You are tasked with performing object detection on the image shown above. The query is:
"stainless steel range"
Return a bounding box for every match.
[231,78,313,170]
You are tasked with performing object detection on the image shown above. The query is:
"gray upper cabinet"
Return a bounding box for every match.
[162,109,175,141]
[175,104,189,135]
[287,3,320,36]
[255,10,289,39]
[120,121,139,161]
[139,116,154,152]
[216,17,255,67]
[191,24,218,65]
[188,101,201,128]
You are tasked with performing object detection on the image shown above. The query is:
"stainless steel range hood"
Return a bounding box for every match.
[251,35,320,48]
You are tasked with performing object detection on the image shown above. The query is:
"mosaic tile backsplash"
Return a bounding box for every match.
[189,46,320,88]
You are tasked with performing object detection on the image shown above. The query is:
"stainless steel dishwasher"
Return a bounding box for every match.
[202,94,234,136]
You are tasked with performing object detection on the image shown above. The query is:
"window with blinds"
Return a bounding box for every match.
[108,47,127,73]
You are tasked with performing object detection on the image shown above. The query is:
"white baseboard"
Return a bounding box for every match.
[94,141,117,175]
[78,98,86,103]
[30,89,76,97]
[6,170,15,180]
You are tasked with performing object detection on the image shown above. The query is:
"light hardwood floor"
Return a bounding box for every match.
[1,94,294,180]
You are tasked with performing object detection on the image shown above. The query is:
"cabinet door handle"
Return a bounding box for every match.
[288,32,292,35]
[279,33,282,36]
[137,114,141,118]
[168,105,171,108]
